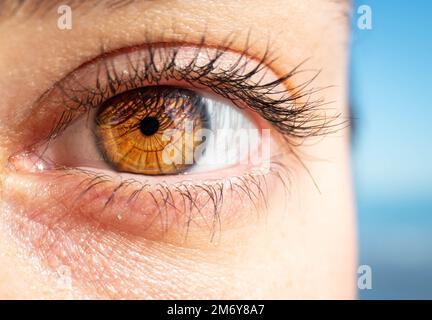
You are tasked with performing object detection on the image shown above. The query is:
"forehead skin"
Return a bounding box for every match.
[0,0,355,299]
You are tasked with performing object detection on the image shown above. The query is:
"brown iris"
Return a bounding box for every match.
[95,86,209,175]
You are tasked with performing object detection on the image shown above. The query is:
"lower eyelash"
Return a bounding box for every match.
[13,159,290,243]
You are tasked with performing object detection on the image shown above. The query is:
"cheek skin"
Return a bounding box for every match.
[2,168,284,244]
[0,171,295,299]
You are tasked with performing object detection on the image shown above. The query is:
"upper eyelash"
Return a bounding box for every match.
[42,40,342,145]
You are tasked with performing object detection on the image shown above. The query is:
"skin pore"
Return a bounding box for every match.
[0,0,356,299]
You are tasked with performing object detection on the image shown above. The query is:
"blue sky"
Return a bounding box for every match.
[352,0,432,200]
[351,0,432,298]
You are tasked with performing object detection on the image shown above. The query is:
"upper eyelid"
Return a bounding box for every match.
[31,43,338,150]
[36,44,271,135]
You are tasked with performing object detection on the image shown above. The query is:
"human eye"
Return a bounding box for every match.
[7,43,334,243]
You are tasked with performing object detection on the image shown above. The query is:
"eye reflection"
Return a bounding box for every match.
[95,86,210,175]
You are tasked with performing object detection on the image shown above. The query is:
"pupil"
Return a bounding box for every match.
[139,116,160,136]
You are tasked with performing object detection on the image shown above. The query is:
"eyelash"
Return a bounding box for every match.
[52,163,290,242]
[11,40,340,240]
[45,42,338,143]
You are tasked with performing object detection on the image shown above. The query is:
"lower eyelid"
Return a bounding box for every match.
[3,163,288,244]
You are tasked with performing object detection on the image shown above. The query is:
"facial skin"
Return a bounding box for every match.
[0,0,356,299]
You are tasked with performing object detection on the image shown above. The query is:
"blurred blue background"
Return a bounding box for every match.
[351,0,432,299]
